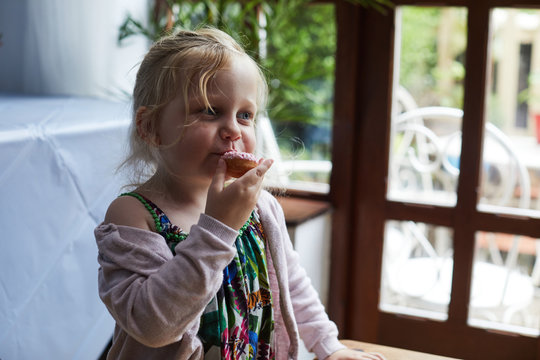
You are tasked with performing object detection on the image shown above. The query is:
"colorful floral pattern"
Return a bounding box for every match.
[121,193,275,359]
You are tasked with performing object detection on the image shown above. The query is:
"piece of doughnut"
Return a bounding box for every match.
[222,151,258,178]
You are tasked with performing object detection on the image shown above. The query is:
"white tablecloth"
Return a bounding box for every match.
[0,94,131,359]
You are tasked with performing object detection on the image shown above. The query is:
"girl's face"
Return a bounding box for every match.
[157,55,260,184]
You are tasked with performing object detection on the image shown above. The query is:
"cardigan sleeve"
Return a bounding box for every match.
[258,191,346,359]
[95,214,238,348]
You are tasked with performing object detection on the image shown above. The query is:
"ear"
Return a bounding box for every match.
[135,106,160,146]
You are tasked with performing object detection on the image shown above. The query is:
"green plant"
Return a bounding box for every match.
[399,6,466,109]
[118,0,392,128]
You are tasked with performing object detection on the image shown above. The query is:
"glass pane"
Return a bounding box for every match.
[261,3,335,193]
[388,6,468,206]
[468,231,539,336]
[481,8,540,215]
[380,220,454,320]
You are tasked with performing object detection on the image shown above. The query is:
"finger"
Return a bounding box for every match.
[209,158,227,193]
[365,353,385,360]
[243,158,274,186]
[254,158,274,178]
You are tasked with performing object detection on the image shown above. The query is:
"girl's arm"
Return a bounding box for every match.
[95,214,238,348]
[280,218,345,358]
[264,194,386,360]
[260,192,345,358]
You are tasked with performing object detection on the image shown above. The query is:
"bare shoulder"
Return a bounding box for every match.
[104,195,153,231]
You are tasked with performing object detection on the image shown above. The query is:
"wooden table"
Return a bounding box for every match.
[340,340,462,360]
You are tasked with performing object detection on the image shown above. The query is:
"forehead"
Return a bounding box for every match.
[189,55,262,101]
[213,56,260,86]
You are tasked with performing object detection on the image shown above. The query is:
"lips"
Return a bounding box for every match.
[217,149,241,156]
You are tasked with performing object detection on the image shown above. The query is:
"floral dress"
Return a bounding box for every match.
[121,192,275,360]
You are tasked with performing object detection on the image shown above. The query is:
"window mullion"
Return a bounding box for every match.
[448,3,492,325]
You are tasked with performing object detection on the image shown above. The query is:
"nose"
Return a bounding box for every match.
[219,115,241,142]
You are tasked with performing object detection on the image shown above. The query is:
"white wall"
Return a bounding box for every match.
[0,0,149,99]
[290,213,332,307]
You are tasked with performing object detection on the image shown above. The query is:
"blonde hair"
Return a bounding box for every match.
[122,27,268,186]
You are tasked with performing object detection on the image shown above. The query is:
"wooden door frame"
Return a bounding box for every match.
[328,0,540,358]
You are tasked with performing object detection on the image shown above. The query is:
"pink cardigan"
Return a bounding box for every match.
[95,190,345,359]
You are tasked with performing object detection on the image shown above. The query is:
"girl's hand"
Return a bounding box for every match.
[205,157,273,230]
[326,348,386,360]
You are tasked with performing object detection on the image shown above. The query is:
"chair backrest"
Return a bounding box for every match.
[389,106,531,211]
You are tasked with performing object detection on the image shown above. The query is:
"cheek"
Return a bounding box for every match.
[159,123,184,147]
[179,124,216,151]
[243,127,257,153]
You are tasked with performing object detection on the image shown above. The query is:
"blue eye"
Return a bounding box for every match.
[238,112,252,120]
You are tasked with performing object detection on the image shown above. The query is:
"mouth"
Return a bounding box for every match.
[217,149,236,156]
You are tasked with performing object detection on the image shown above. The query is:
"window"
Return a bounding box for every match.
[387,6,467,207]
[261,2,336,194]
[383,5,540,336]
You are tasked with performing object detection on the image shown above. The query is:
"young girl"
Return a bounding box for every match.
[95,27,385,360]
